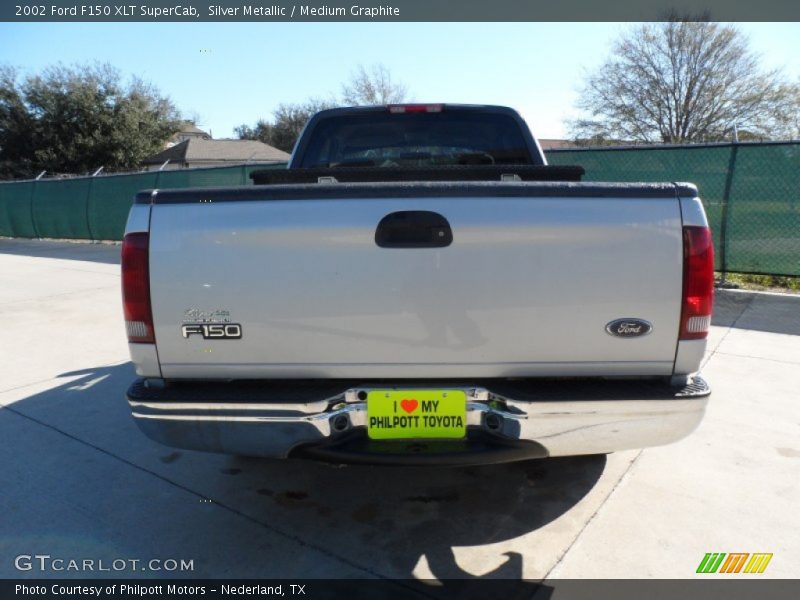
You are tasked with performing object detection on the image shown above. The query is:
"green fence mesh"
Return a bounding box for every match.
[723,144,800,276]
[1,146,799,276]
[32,177,93,239]
[0,179,37,237]
[156,165,242,189]
[87,172,160,241]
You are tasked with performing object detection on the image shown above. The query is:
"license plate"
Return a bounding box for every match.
[366,389,467,440]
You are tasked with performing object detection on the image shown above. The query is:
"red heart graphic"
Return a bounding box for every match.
[400,399,419,414]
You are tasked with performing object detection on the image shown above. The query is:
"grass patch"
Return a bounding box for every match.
[716,272,800,293]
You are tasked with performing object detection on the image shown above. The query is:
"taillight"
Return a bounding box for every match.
[121,232,155,343]
[680,226,714,340]
[388,104,443,114]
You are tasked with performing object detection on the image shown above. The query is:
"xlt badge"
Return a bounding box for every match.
[182,323,242,339]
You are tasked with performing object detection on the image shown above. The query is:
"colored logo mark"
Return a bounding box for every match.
[696,553,773,574]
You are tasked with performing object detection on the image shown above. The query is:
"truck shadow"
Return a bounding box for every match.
[238,456,606,597]
[5,364,603,595]
[713,289,800,335]
[234,452,603,587]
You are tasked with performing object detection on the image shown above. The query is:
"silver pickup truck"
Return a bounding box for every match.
[122,104,714,465]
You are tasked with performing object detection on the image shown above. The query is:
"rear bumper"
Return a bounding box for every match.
[126,376,710,465]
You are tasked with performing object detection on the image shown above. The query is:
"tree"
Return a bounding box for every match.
[570,21,800,144]
[236,98,337,153]
[342,63,408,106]
[235,99,337,153]
[234,119,274,146]
[0,63,182,179]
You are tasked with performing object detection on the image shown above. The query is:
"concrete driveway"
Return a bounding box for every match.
[0,239,798,590]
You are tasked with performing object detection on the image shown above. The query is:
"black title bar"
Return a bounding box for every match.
[4,579,800,600]
[4,1,800,22]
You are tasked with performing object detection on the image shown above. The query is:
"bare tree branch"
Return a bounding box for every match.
[341,63,408,105]
[569,22,800,144]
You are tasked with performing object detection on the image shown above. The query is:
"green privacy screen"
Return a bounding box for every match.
[723,144,800,276]
[0,179,37,238]
[32,177,94,239]
[88,171,159,241]
[1,145,799,276]
[548,142,800,277]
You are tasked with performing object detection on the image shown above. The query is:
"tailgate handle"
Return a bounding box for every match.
[375,211,453,248]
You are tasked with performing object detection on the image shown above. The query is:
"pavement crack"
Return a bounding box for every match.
[539,450,644,582]
[702,293,756,370]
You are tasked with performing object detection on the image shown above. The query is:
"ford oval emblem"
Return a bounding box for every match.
[606,318,653,338]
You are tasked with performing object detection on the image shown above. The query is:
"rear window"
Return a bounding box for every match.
[298,111,535,168]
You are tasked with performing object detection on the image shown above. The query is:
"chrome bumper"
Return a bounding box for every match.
[127,376,710,464]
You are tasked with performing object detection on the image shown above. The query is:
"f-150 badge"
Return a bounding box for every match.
[182,323,242,339]
[605,318,652,338]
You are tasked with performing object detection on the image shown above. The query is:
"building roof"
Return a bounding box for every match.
[167,122,211,143]
[142,138,290,165]
[180,123,210,136]
[538,139,578,150]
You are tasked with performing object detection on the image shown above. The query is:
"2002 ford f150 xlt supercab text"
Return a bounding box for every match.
[122,104,714,465]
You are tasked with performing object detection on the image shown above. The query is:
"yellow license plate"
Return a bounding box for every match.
[366,389,467,440]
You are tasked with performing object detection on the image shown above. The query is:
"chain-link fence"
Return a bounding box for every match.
[1,143,799,276]
[0,163,284,242]
[548,142,800,277]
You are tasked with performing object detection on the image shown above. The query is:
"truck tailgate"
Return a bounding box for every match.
[147,185,684,379]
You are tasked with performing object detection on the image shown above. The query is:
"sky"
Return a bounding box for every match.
[0,22,798,139]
